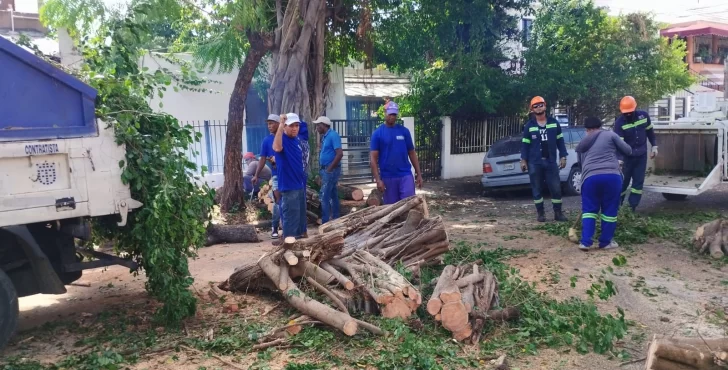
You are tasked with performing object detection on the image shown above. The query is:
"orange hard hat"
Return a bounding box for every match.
[620,96,637,113]
[530,96,546,107]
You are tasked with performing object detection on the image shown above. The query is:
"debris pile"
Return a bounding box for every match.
[219,195,453,340]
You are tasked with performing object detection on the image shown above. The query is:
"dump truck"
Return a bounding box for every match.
[0,37,141,348]
[643,93,728,200]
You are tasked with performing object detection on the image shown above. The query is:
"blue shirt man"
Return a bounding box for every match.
[253,114,282,238]
[369,102,423,204]
[314,116,343,223]
[273,113,307,238]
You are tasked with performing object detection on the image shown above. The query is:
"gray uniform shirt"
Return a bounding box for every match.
[575,130,632,182]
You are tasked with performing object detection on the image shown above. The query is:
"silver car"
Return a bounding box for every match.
[481,126,586,195]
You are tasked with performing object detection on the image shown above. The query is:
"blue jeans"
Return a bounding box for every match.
[319,167,341,223]
[528,161,562,211]
[621,154,647,210]
[581,174,622,247]
[270,176,280,231]
[281,189,306,238]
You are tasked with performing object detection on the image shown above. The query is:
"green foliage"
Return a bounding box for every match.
[524,0,694,121]
[42,0,214,324]
[374,0,532,119]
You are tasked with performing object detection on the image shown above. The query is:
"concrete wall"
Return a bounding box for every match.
[440,117,486,179]
[326,65,347,120]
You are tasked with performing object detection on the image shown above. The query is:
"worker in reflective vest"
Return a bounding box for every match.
[520,96,569,223]
[613,96,658,211]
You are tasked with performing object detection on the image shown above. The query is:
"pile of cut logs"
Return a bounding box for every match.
[219,195,454,339]
[257,183,365,225]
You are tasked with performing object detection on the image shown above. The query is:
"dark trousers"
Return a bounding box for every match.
[581,174,622,247]
[621,154,647,210]
[281,189,306,238]
[528,161,562,211]
[319,167,341,223]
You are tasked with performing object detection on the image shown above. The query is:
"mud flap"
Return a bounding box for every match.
[1,225,66,295]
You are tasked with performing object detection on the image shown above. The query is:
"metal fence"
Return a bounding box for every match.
[331,119,385,184]
[185,120,228,174]
[415,117,442,180]
[450,116,524,155]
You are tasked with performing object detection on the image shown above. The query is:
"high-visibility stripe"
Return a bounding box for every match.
[523,138,531,144]
[601,214,618,223]
[546,124,557,129]
[582,213,598,219]
[631,188,642,194]
[646,124,653,130]
[623,118,648,130]
[621,190,629,196]
[534,198,544,204]
[529,127,539,132]
[552,199,562,203]
[557,133,564,139]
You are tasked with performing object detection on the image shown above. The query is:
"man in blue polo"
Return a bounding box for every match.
[370,102,423,204]
[273,113,307,238]
[314,116,343,223]
[253,114,282,238]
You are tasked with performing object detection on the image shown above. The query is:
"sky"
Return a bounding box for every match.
[13,0,728,24]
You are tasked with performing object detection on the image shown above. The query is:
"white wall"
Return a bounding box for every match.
[440,117,486,179]
[326,65,347,120]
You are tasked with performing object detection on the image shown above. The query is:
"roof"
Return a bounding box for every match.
[344,68,410,98]
[0,30,59,56]
[660,20,728,38]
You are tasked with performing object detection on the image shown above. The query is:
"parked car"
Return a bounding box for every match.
[481,126,586,195]
[555,114,570,127]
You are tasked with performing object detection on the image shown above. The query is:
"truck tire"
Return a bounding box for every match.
[662,193,688,201]
[564,166,582,196]
[0,268,19,350]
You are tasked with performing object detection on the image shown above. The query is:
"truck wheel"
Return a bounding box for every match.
[0,268,19,350]
[662,193,688,201]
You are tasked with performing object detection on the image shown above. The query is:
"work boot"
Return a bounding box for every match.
[554,210,568,222]
[537,209,546,223]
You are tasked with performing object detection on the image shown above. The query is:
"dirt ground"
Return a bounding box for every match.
[2,177,728,369]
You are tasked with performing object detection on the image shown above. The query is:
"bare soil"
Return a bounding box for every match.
[2,178,728,369]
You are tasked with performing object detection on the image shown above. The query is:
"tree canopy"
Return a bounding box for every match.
[523,0,694,121]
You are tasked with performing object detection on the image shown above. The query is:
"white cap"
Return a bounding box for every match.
[313,116,332,126]
[266,114,279,122]
[285,113,301,125]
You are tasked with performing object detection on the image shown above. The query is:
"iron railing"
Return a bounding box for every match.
[185,120,228,174]
[415,117,442,180]
[330,119,386,184]
[450,116,524,155]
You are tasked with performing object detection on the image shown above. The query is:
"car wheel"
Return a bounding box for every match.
[662,193,688,201]
[565,166,582,196]
[0,268,19,350]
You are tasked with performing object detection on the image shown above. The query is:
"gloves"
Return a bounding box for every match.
[520,159,528,172]
[651,146,658,159]
[559,157,567,169]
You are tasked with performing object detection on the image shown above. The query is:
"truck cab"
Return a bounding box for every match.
[0,36,140,348]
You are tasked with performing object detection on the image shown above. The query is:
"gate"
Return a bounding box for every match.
[331,119,384,184]
[415,117,442,180]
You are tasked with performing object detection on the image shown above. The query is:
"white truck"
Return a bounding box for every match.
[643,93,728,200]
[0,37,141,348]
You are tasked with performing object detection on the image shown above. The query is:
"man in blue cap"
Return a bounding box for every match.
[253,114,283,238]
[273,113,307,239]
[369,102,423,204]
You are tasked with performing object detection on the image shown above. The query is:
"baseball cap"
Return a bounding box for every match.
[313,116,332,126]
[266,114,279,122]
[285,113,301,125]
[243,152,255,160]
[386,102,399,115]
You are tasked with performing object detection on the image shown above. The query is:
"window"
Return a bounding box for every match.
[522,18,533,44]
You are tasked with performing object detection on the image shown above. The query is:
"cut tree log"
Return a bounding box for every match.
[367,188,383,206]
[306,188,321,209]
[205,224,260,246]
[258,256,358,336]
[338,184,364,201]
[693,219,728,259]
[644,335,728,370]
[428,265,456,315]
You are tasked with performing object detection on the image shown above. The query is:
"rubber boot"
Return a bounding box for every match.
[537,208,546,223]
[554,209,568,222]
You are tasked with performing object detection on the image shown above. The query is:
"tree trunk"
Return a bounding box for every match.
[220,31,273,211]
[268,0,328,121]
[338,184,364,201]
[367,188,383,206]
[205,224,260,246]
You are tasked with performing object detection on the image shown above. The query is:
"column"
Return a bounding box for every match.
[441,116,452,179]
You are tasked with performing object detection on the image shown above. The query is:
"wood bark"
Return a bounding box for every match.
[367,188,383,206]
[258,256,357,336]
[205,224,260,246]
[220,31,273,211]
[645,335,728,370]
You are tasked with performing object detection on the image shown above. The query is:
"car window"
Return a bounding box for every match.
[488,137,522,157]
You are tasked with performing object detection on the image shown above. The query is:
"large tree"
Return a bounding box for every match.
[523,0,694,122]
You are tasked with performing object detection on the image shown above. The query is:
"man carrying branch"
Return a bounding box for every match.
[369,102,423,204]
